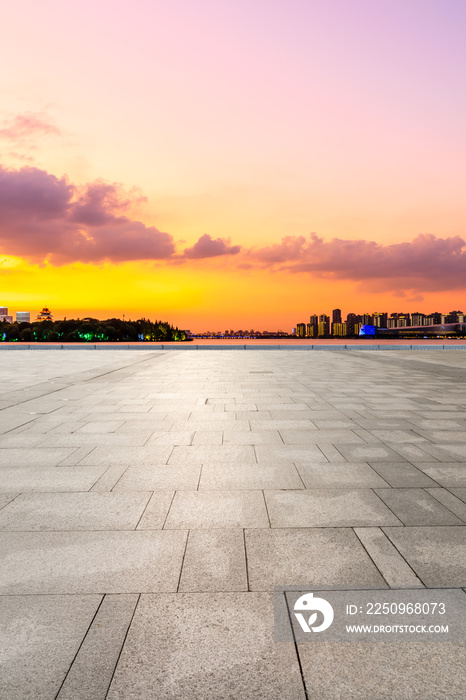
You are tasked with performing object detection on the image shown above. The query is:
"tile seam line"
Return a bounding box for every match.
[424,487,466,524]
[368,488,405,527]
[103,593,141,700]
[133,492,155,530]
[284,591,310,700]
[176,531,191,593]
[53,593,105,700]
[381,527,434,587]
[243,528,251,592]
[352,527,415,589]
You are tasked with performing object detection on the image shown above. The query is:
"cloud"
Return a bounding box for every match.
[0,165,175,263]
[182,233,241,259]
[0,112,60,142]
[0,165,241,265]
[249,232,466,293]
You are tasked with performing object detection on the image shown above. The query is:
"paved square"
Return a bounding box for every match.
[0,348,465,698]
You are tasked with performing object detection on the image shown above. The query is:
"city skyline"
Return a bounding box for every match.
[296,307,466,339]
[1,1,465,326]
[2,303,466,337]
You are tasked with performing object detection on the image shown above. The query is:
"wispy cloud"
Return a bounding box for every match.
[0,112,60,143]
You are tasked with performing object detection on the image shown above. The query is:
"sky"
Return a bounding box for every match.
[1,0,465,330]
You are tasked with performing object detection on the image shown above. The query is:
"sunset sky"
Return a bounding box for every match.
[1,0,465,330]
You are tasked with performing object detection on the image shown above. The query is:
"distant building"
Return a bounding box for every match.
[373,312,388,327]
[296,323,306,338]
[332,322,346,337]
[36,307,53,322]
[346,313,360,337]
[0,306,13,323]
[16,312,30,323]
[411,313,425,327]
[318,315,330,337]
[332,309,342,324]
[396,314,410,327]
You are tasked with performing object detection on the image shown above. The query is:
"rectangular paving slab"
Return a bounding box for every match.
[264,489,402,527]
[0,530,188,594]
[411,463,466,487]
[334,444,407,462]
[199,463,304,490]
[255,444,328,463]
[0,466,107,492]
[111,464,201,491]
[0,447,77,467]
[374,488,464,526]
[178,529,248,592]
[297,640,466,700]
[106,593,306,700]
[245,528,386,590]
[367,461,439,487]
[383,526,466,586]
[168,445,256,465]
[164,491,270,529]
[78,446,174,466]
[0,492,152,531]
[295,462,389,488]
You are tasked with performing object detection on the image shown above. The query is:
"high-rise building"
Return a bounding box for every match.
[16,312,30,323]
[318,315,330,337]
[332,322,346,337]
[373,312,388,327]
[397,314,410,327]
[0,307,7,316]
[411,313,425,327]
[309,315,318,336]
[332,308,342,324]
[346,313,360,337]
[296,323,306,338]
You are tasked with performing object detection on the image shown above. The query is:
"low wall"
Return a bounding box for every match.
[1,343,466,350]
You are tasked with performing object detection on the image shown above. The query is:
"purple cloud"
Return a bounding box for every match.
[0,165,175,263]
[0,165,242,265]
[249,233,466,292]
[182,233,241,259]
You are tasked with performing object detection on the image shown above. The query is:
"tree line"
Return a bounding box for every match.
[0,318,189,343]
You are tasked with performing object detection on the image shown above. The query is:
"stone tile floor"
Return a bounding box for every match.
[0,349,465,699]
